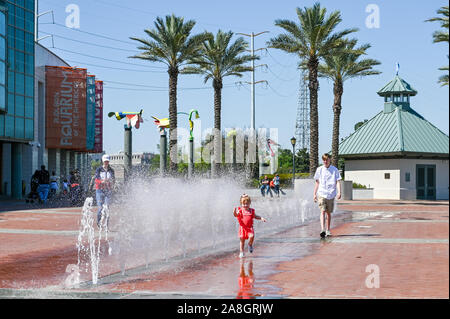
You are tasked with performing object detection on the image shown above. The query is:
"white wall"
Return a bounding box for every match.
[345,158,449,200]
[345,159,401,199]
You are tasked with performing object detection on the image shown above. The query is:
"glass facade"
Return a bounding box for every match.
[0,0,34,140]
[0,5,6,113]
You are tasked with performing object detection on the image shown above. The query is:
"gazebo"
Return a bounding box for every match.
[339,75,449,200]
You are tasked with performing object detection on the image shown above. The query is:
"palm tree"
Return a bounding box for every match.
[183,30,255,176]
[318,39,381,167]
[425,6,449,86]
[268,3,358,176]
[130,14,209,174]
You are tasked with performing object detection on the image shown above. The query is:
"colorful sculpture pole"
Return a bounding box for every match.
[124,125,132,182]
[160,129,167,177]
[152,109,200,178]
[151,115,169,176]
[108,109,144,182]
[178,109,200,178]
[108,109,143,129]
[178,109,200,141]
[151,116,170,131]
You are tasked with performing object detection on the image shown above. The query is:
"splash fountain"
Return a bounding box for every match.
[69,176,319,286]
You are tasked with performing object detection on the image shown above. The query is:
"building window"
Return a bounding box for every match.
[384,173,390,179]
[405,172,410,182]
[0,8,6,112]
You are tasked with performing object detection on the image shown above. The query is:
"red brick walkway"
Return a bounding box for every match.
[0,200,448,298]
[270,201,449,298]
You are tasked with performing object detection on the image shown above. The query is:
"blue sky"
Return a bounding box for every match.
[37,0,449,156]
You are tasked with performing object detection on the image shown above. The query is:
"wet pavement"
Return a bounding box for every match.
[0,199,448,299]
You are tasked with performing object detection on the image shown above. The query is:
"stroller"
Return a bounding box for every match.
[70,184,84,206]
[26,171,40,203]
[69,170,84,206]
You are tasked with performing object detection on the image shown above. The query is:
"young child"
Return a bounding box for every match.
[233,194,267,258]
[62,179,69,195]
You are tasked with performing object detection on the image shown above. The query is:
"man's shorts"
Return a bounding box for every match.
[318,197,335,213]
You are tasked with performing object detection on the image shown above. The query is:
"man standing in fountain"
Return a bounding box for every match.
[95,154,115,227]
[313,153,341,238]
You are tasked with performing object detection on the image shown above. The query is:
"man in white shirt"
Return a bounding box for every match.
[313,153,341,238]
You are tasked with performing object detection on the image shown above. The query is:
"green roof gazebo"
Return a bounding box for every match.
[339,75,449,200]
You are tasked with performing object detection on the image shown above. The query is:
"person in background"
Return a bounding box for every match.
[272,174,280,197]
[69,169,83,206]
[62,179,69,195]
[49,171,59,198]
[95,154,115,227]
[37,165,50,204]
[260,175,273,198]
[26,170,40,203]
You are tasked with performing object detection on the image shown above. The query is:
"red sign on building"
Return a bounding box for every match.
[45,66,87,150]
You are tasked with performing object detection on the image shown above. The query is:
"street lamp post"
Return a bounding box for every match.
[290,137,296,188]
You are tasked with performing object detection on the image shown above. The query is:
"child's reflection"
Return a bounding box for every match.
[236,260,255,299]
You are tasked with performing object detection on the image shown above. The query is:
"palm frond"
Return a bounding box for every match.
[130,14,206,70]
[426,6,449,43]
[319,39,381,83]
[186,30,255,84]
[270,4,358,63]
[438,74,449,86]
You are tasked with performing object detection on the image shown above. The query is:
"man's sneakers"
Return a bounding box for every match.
[326,230,332,237]
[239,252,244,258]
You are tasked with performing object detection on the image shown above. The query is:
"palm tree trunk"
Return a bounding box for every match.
[212,79,223,177]
[308,57,319,176]
[331,80,343,168]
[168,67,179,175]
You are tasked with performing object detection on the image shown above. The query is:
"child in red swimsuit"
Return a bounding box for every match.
[233,194,267,258]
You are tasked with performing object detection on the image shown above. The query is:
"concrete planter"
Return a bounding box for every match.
[353,188,374,200]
